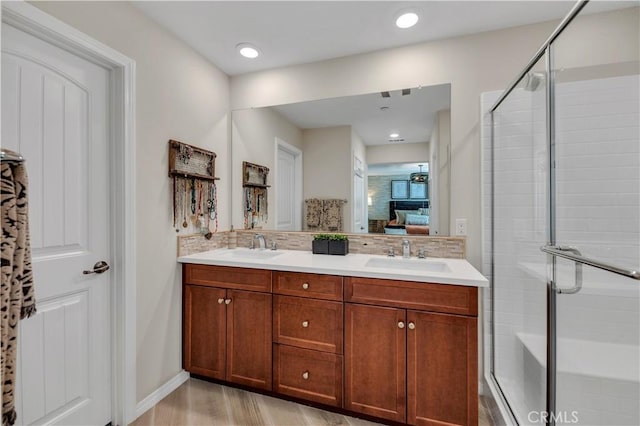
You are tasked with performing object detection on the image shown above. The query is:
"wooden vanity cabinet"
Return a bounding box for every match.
[183,265,272,391]
[344,277,478,426]
[182,265,479,425]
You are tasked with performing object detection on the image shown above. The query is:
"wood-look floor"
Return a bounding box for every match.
[132,378,496,426]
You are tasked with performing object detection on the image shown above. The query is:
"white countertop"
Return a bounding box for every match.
[178,248,489,288]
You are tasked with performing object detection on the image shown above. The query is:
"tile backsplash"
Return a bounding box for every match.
[179,229,465,259]
[178,231,229,257]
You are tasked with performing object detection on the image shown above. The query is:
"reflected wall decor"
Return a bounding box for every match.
[391,180,408,199]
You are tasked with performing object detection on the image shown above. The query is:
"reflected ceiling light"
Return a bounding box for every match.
[389,133,400,138]
[396,11,419,29]
[237,43,260,59]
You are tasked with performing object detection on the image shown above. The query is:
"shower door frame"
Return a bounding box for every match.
[487,1,589,425]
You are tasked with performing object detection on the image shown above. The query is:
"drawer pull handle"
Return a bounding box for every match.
[408,322,416,330]
[302,283,309,290]
[225,299,232,305]
[398,321,405,329]
[217,298,224,304]
[302,320,309,328]
[302,371,309,380]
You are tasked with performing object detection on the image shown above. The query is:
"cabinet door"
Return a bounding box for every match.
[226,290,273,390]
[407,310,478,426]
[183,285,226,379]
[345,304,406,423]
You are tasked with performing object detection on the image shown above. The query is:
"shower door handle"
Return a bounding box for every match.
[541,245,582,294]
[541,245,640,281]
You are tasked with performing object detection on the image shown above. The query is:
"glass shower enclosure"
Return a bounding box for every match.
[485,1,639,425]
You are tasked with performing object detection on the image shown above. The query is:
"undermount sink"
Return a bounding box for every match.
[218,248,284,260]
[365,257,451,273]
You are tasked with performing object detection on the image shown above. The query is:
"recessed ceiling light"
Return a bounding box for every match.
[390,133,400,138]
[396,12,419,29]
[236,43,260,59]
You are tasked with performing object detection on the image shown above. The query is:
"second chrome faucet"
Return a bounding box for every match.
[402,239,410,259]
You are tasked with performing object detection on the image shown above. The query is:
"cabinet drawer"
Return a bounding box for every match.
[274,296,343,354]
[273,271,342,301]
[274,344,343,408]
[345,277,477,316]
[184,264,272,292]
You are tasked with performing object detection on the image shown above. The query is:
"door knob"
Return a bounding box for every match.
[398,321,405,329]
[408,322,415,330]
[302,283,309,290]
[302,320,309,328]
[218,298,225,304]
[225,299,232,305]
[83,261,110,275]
[302,371,309,380]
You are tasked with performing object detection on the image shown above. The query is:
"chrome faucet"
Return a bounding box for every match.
[402,240,410,259]
[254,234,266,250]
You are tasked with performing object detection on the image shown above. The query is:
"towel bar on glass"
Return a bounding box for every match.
[541,245,640,280]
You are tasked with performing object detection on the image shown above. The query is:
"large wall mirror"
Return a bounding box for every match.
[231,83,451,236]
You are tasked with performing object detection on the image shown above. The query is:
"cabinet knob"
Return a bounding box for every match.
[302,283,309,290]
[217,298,225,304]
[302,320,309,328]
[302,371,309,380]
[225,299,232,305]
[408,322,416,330]
[398,321,405,329]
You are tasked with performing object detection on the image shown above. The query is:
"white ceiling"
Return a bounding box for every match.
[271,83,450,146]
[132,1,631,76]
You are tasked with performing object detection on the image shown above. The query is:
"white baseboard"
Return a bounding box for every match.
[134,371,190,420]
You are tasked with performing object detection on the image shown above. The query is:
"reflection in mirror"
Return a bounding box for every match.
[232,84,451,236]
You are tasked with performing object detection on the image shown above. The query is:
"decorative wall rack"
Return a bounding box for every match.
[169,139,219,181]
[242,161,270,229]
[169,140,219,237]
[242,161,270,187]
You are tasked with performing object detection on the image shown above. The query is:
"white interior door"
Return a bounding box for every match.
[353,155,366,233]
[353,174,365,233]
[2,23,112,425]
[276,140,301,231]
